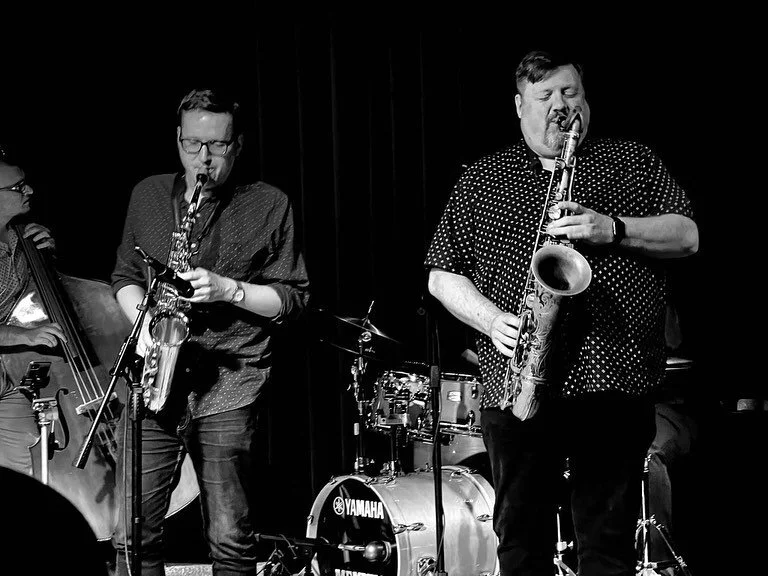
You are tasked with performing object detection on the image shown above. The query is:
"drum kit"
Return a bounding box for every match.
[258,304,696,576]
[300,303,498,576]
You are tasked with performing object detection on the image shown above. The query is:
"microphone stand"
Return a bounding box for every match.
[74,276,159,576]
[425,291,447,576]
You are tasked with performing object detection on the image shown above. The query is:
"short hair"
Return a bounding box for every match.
[515,50,584,94]
[176,88,243,135]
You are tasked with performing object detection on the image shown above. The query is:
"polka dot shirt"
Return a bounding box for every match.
[112,173,310,418]
[425,138,694,408]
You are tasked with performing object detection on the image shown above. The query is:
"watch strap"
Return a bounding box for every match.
[611,216,626,245]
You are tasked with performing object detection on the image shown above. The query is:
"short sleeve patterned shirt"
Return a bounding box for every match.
[425,138,694,408]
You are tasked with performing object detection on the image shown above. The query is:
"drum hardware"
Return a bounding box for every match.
[347,301,382,474]
[636,454,694,576]
[554,505,577,576]
[255,531,394,575]
[380,423,407,478]
[393,522,425,534]
[305,465,498,575]
[313,301,404,475]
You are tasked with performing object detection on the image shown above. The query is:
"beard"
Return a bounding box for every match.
[543,121,566,152]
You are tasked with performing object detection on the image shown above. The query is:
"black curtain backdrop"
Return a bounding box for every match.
[2,7,763,574]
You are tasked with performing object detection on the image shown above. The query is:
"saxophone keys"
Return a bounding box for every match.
[548,205,562,220]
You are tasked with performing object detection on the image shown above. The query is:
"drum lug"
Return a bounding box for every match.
[417,556,435,576]
[393,521,425,534]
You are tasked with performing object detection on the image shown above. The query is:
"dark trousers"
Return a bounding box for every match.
[647,401,698,565]
[112,402,263,576]
[482,393,656,576]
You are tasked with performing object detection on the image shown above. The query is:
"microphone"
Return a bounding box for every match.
[361,540,393,563]
[134,246,195,298]
[253,533,393,563]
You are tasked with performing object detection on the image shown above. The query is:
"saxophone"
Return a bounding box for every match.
[140,173,207,413]
[498,108,592,420]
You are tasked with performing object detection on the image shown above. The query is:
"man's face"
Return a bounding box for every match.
[515,64,590,159]
[176,109,243,191]
[0,164,32,219]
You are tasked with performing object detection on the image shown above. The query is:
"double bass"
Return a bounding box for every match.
[3,222,198,540]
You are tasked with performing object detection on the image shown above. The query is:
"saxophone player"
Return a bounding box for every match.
[425,50,698,576]
[110,88,310,576]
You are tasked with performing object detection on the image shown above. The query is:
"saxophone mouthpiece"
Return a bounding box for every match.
[561,107,583,132]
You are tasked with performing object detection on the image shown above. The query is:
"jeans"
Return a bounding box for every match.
[112,401,263,576]
[0,378,38,476]
[482,393,656,576]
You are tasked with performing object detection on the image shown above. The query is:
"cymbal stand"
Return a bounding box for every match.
[350,302,375,475]
[553,461,576,576]
[636,454,693,576]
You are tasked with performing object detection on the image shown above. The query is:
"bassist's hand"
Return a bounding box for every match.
[2,323,67,348]
[23,223,56,252]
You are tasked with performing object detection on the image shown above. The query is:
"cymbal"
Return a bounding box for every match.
[335,315,399,343]
[319,339,389,362]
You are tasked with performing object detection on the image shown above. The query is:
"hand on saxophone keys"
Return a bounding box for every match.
[545,200,615,246]
[176,267,232,303]
[489,312,520,358]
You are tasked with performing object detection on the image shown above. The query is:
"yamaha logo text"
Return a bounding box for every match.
[332,496,385,520]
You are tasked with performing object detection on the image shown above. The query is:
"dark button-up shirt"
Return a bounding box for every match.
[112,173,310,418]
[425,138,694,408]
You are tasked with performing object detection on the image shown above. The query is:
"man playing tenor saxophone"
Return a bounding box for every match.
[110,88,310,576]
[425,50,698,576]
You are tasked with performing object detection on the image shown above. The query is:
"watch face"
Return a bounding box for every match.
[232,284,245,303]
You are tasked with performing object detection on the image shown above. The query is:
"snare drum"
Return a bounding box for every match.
[306,466,498,575]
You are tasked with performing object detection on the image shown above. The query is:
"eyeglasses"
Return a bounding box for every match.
[178,137,234,156]
[0,179,29,194]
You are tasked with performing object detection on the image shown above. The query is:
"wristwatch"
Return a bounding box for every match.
[230,281,245,304]
[611,216,626,246]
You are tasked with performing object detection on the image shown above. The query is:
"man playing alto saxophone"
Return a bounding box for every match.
[110,88,310,576]
[425,50,698,576]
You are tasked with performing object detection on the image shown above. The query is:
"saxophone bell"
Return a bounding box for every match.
[531,244,591,297]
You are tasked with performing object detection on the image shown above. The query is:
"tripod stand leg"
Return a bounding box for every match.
[651,520,693,576]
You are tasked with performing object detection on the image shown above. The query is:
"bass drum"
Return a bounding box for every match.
[306,466,498,576]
